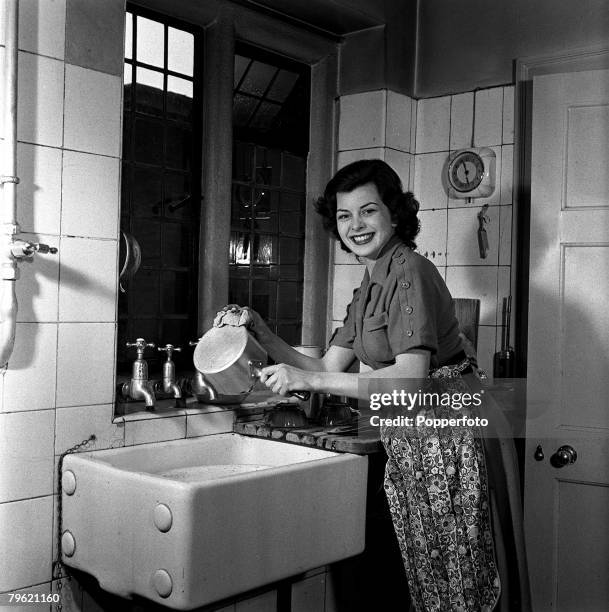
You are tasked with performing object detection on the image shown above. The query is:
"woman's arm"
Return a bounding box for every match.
[222,306,358,372]
[260,349,430,401]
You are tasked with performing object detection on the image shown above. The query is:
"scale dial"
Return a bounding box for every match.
[446,147,496,199]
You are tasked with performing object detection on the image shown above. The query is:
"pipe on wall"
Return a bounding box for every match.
[0,0,57,368]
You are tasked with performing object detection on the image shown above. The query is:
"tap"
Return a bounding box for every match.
[155,344,182,399]
[122,338,156,409]
[187,339,218,402]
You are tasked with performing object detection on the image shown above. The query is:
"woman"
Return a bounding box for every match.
[223,160,512,611]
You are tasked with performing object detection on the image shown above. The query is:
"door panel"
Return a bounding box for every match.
[525,69,609,612]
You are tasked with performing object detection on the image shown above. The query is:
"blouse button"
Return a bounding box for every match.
[405,305,413,314]
[406,330,413,337]
[400,281,411,289]
[397,257,405,264]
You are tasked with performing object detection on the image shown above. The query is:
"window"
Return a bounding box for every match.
[119,7,202,375]
[229,44,310,344]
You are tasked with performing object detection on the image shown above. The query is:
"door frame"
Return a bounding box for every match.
[512,44,609,377]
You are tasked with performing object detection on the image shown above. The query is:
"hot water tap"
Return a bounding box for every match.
[122,338,156,409]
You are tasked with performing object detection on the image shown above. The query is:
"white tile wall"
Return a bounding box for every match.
[15,233,60,322]
[415,96,450,153]
[18,0,66,60]
[61,151,120,239]
[55,404,123,454]
[445,266,499,326]
[500,145,514,204]
[0,410,54,502]
[58,237,118,322]
[474,88,503,147]
[338,91,386,150]
[502,86,515,144]
[499,205,513,266]
[17,143,63,235]
[450,92,474,150]
[384,149,412,190]
[385,90,413,152]
[331,264,365,321]
[413,152,449,209]
[56,322,116,407]
[124,415,187,446]
[17,52,64,147]
[446,206,500,266]
[337,147,385,170]
[63,65,122,157]
[0,496,54,592]
[3,323,57,412]
[417,208,447,267]
[186,409,234,437]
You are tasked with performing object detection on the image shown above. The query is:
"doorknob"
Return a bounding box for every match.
[550,445,577,468]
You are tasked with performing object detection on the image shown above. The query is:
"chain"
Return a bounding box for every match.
[53,435,96,612]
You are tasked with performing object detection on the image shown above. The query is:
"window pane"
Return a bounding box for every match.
[249,101,281,131]
[135,67,163,116]
[132,167,162,216]
[167,76,193,120]
[161,271,190,314]
[134,118,163,165]
[255,147,281,186]
[125,12,133,60]
[136,16,164,68]
[282,153,305,190]
[165,173,191,219]
[131,270,160,315]
[134,219,161,263]
[240,61,277,97]
[234,55,250,88]
[168,27,194,76]
[162,222,191,267]
[267,70,298,103]
[165,125,192,170]
[233,142,254,181]
[233,93,258,127]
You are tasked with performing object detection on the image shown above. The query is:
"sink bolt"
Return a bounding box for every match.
[61,531,76,557]
[62,470,77,495]
[153,569,173,598]
[153,503,173,533]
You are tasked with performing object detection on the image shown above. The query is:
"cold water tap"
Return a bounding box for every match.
[156,344,182,399]
[122,338,156,409]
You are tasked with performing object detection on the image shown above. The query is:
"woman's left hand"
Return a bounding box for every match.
[259,363,314,396]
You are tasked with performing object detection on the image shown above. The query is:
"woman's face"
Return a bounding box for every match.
[336,183,395,260]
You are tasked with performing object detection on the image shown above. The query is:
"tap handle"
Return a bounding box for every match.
[11,240,58,258]
[158,344,181,359]
[32,242,58,255]
[126,338,155,358]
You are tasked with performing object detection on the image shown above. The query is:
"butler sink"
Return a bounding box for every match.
[61,433,368,610]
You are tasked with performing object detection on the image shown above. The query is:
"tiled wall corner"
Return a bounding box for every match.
[332,89,417,336]
[411,85,515,369]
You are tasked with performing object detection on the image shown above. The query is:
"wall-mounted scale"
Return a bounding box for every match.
[445,90,497,258]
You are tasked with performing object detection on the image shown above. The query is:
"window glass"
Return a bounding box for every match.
[136,16,164,68]
[168,27,194,76]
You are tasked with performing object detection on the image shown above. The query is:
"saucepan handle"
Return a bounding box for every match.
[249,360,310,401]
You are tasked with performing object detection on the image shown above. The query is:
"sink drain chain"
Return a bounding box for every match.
[53,435,96,612]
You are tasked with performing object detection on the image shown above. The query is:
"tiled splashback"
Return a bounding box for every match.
[0,1,233,598]
[332,86,515,375]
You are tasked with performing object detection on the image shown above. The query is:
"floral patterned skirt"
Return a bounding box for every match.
[380,364,500,612]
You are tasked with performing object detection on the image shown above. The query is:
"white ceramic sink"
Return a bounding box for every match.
[61,433,368,610]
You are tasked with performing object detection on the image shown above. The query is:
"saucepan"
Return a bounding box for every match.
[192,325,310,404]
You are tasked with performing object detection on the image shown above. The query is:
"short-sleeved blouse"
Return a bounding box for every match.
[330,235,463,370]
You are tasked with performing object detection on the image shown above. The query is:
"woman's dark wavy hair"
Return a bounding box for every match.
[315,159,420,253]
